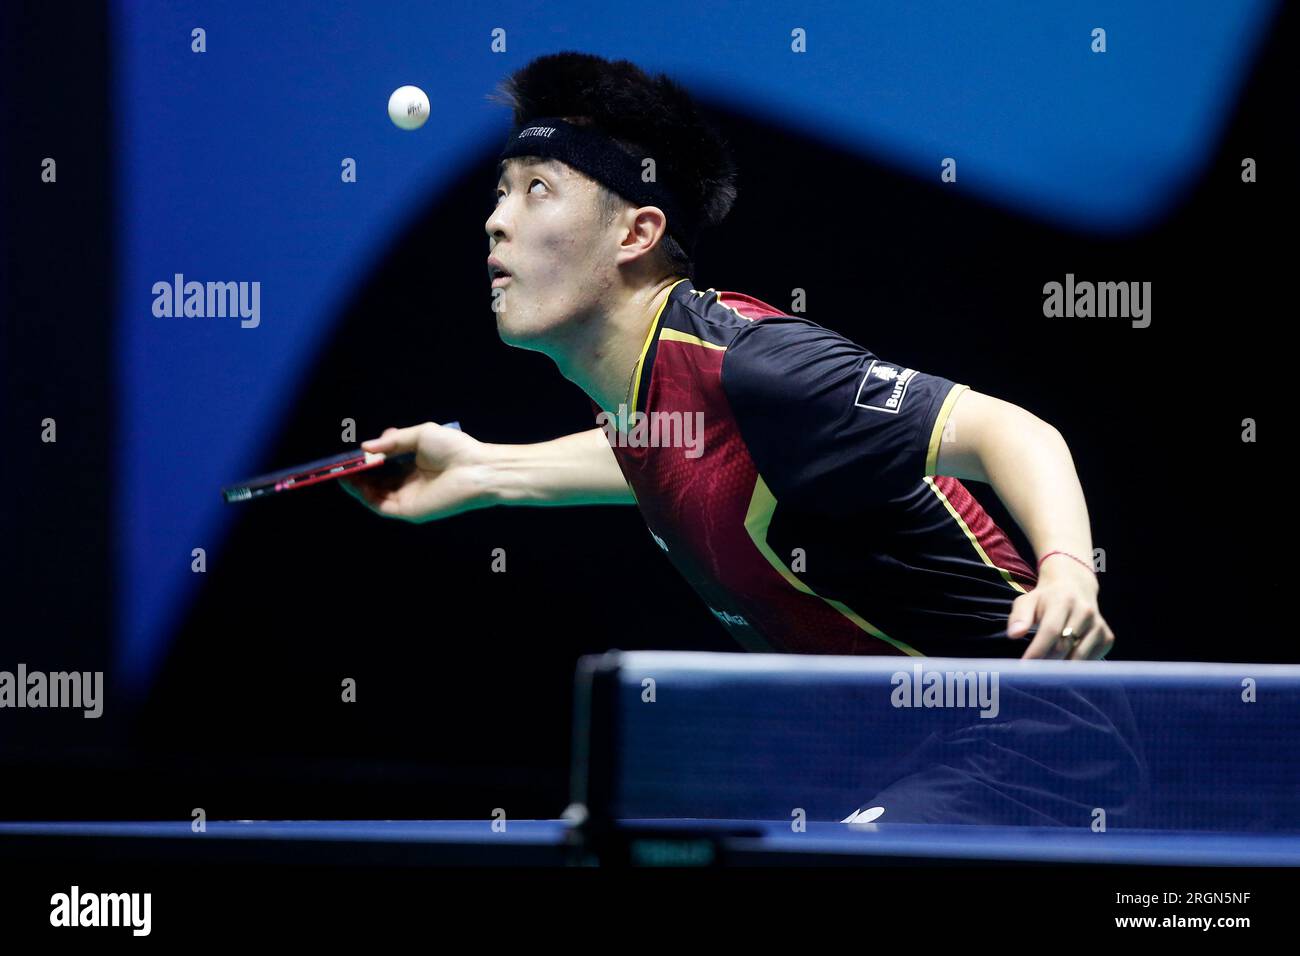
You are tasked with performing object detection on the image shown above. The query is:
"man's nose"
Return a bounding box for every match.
[485,202,508,242]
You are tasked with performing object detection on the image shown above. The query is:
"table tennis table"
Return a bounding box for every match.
[1,818,1297,867]
[2,653,1298,867]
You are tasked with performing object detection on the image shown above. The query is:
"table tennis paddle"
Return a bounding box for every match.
[221,421,460,503]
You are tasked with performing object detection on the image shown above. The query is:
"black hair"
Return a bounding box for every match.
[490,52,737,281]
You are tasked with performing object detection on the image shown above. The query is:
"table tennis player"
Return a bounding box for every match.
[342,52,1148,828]
[343,51,1112,665]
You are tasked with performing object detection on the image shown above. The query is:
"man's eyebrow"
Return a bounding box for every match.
[495,157,561,181]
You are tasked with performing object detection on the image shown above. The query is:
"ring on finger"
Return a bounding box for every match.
[1061,625,1080,653]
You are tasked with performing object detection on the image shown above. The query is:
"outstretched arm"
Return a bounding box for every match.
[343,424,633,522]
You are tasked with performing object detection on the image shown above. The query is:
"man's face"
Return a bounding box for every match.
[484,156,616,349]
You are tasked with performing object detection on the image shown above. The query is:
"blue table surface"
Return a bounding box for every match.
[2,820,1298,865]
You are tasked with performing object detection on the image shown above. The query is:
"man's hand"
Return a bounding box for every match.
[1009,559,1114,660]
[340,421,491,523]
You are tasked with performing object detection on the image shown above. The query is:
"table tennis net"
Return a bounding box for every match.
[572,654,1300,832]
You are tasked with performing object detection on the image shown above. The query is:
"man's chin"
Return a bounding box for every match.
[495,312,547,350]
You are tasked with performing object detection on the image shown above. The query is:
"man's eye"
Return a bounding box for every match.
[494,178,546,204]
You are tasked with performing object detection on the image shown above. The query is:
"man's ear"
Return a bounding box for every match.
[627,205,668,254]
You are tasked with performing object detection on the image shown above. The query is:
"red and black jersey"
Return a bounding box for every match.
[594,278,1038,658]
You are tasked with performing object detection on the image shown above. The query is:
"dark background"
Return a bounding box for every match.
[2,3,1292,821]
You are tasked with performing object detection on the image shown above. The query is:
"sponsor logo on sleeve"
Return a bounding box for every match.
[854,361,917,414]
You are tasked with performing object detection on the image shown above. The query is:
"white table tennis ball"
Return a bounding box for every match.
[388,85,430,130]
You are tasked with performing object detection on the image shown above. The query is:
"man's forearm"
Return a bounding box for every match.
[937,390,1108,655]
[476,428,635,507]
[980,422,1097,585]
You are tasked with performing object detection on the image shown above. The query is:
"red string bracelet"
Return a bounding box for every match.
[1037,550,1095,575]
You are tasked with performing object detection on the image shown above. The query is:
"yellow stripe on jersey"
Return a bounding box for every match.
[922,476,1031,594]
[743,475,924,656]
[920,384,1029,593]
[925,383,970,477]
[659,327,727,350]
[628,278,690,415]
